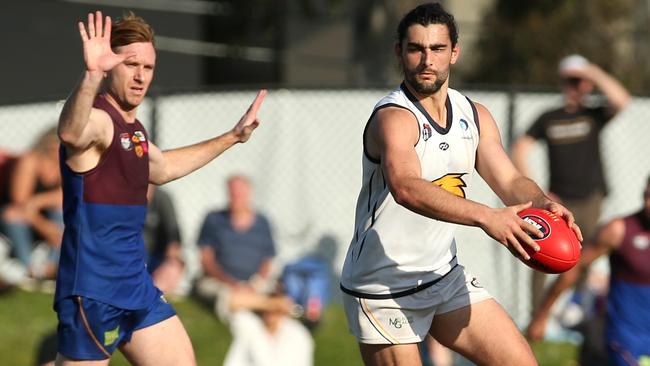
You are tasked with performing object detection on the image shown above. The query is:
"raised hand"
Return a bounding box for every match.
[78,10,133,73]
[231,90,267,143]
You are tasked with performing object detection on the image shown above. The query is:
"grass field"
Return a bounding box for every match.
[0,288,577,365]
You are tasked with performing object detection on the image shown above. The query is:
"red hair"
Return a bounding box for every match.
[111,11,155,49]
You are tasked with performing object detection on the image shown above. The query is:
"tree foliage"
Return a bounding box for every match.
[467,0,648,93]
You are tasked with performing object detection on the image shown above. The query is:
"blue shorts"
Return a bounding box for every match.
[55,291,176,360]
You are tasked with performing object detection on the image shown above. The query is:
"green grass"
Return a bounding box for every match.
[0,288,575,365]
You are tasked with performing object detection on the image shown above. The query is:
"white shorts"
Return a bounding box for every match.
[342,264,491,344]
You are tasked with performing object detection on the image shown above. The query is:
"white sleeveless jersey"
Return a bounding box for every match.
[340,84,481,298]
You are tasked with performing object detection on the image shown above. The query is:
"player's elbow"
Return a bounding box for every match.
[57,126,88,150]
[57,128,78,147]
[391,185,415,207]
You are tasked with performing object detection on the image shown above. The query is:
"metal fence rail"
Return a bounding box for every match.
[2,87,648,326]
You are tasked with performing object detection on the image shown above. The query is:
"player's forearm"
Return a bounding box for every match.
[510,137,534,178]
[27,189,63,211]
[58,71,103,145]
[157,131,239,184]
[498,175,551,208]
[392,178,491,227]
[30,214,63,247]
[533,264,582,319]
[590,66,631,111]
[201,258,239,286]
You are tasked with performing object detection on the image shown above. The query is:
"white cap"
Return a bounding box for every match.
[558,54,589,75]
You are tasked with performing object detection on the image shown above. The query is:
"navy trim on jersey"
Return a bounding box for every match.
[340,260,459,299]
[371,201,378,226]
[400,82,453,135]
[367,170,375,212]
[355,236,367,262]
[363,103,419,163]
[465,96,480,135]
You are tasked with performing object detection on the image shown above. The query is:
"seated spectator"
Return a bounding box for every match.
[144,184,185,295]
[281,234,338,330]
[224,290,314,366]
[1,126,62,280]
[195,175,293,320]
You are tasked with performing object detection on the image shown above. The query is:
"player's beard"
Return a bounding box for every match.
[404,67,448,96]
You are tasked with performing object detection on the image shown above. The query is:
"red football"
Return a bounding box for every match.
[517,208,581,274]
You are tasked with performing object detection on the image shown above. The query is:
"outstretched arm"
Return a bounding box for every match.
[527,218,623,341]
[510,135,536,179]
[367,107,543,260]
[475,102,583,242]
[58,11,131,152]
[148,90,267,184]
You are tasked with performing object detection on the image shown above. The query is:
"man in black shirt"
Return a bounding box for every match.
[512,54,630,365]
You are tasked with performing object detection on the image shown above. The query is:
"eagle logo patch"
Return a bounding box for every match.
[432,173,467,198]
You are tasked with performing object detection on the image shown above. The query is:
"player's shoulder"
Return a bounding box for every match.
[599,216,627,248]
[374,85,410,110]
[536,106,566,121]
[204,209,229,222]
[88,106,113,129]
[371,106,419,138]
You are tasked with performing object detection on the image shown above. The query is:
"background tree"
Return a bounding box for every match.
[465,0,649,94]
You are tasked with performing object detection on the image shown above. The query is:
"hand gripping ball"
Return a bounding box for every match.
[517,208,581,274]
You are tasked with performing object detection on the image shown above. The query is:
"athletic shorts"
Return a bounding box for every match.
[55,290,176,360]
[342,264,491,344]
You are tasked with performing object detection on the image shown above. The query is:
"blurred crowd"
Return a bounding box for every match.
[0,128,337,366]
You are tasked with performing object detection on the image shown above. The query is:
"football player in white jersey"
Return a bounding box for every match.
[340,3,582,365]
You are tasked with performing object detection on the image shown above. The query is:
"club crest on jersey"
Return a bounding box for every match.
[422,123,433,141]
[120,133,133,151]
[432,173,467,198]
[439,142,449,150]
[459,118,473,140]
[633,235,649,250]
[134,131,146,142]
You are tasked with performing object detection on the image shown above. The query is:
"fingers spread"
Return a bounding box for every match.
[87,13,95,37]
[104,15,112,39]
[572,222,584,242]
[522,219,544,240]
[78,21,89,41]
[96,11,103,38]
[513,201,532,213]
[515,227,539,254]
[507,234,530,260]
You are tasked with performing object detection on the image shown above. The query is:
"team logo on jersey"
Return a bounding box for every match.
[120,133,133,150]
[422,123,433,141]
[439,142,449,150]
[633,235,649,250]
[131,135,144,157]
[131,131,148,158]
[134,131,146,142]
[432,173,467,198]
[459,118,473,140]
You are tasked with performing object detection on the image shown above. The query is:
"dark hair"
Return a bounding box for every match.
[396,3,458,47]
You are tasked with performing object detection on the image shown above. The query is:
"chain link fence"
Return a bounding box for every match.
[1,87,649,326]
